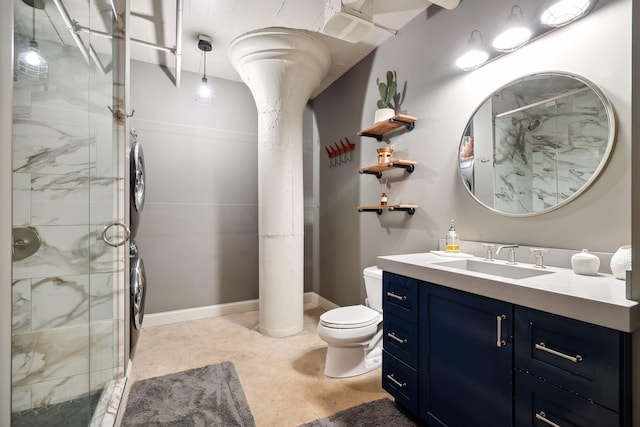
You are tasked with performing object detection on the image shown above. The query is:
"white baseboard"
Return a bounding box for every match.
[143,292,331,327]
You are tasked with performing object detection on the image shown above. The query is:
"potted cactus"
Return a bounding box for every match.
[374,70,397,123]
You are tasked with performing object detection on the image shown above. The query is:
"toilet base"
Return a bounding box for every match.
[323,345,382,378]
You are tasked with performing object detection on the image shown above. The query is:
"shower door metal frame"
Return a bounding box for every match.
[1,0,14,423]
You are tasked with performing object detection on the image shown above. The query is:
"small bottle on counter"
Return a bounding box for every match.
[446,219,459,252]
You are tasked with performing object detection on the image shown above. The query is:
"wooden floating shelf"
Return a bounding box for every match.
[359,160,417,178]
[357,114,417,141]
[358,204,417,215]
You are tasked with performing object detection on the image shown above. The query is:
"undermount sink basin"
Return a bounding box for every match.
[436,259,555,280]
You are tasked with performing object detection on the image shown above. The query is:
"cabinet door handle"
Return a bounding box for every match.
[496,314,507,347]
[535,411,562,427]
[386,291,407,301]
[387,332,407,344]
[535,342,583,363]
[386,374,407,388]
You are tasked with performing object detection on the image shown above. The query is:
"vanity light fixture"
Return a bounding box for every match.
[540,0,592,27]
[195,35,213,106]
[493,5,532,52]
[455,30,489,71]
[17,0,48,79]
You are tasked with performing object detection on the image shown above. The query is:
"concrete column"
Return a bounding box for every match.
[229,28,330,337]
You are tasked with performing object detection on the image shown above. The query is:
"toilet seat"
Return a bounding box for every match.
[320,305,381,329]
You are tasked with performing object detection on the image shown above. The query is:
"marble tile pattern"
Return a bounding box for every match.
[11,39,123,412]
[493,89,608,214]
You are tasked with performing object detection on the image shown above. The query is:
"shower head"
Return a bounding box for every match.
[527,119,541,131]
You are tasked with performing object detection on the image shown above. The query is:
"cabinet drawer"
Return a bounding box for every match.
[383,315,418,367]
[514,306,628,412]
[515,370,621,427]
[383,272,418,323]
[382,350,418,418]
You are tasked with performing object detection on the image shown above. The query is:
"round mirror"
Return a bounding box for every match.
[458,72,616,216]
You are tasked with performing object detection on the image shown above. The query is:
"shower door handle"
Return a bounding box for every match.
[101,221,131,247]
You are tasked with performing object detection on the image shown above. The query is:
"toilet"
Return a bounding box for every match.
[317,266,384,378]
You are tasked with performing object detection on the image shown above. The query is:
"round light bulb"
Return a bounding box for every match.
[198,83,211,98]
[24,50,43,66]
[493,26,532,52]
[541,0,591,27]
[455,49,489,71]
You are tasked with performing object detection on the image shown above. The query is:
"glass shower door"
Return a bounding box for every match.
[11,0,125,425]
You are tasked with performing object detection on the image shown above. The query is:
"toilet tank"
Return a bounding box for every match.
[363,266,383,312]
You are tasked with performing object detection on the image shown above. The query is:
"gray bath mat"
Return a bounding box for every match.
[298,398,419,427]
[121,361,255,427]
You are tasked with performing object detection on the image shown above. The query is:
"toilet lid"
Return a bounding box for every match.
[320,305,381,329]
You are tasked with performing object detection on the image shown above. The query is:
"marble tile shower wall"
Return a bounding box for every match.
[494,89,608,213]
[10,47,122,412]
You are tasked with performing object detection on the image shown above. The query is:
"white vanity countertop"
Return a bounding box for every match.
[377,252,640,333]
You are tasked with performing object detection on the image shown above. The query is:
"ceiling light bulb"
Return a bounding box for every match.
[456,30,489,71]
[493,6,532,52]
[541,0,591,27]
[196,77,212,106]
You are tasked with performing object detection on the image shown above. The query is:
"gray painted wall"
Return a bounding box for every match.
[314,0,631,307]
[131,61,317,313]
[131,61,259,313]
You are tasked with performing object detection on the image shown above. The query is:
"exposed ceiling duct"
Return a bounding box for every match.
[321,0,373,43]
[321,0,460,43]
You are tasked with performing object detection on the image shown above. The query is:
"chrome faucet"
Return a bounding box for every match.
[496,244,519,265]
[530,248,548,268]
[482,243,496,261]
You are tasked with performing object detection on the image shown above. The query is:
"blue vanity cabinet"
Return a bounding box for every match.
[381,271,632,426]
[382,272,420,418]
[514,306,631,426]
[514,371,620,427]
[420,284,513,427]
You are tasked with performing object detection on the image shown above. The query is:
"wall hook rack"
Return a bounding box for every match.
[326,137,356,167]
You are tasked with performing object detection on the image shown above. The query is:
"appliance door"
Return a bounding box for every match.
[129,129,145,238]
[130,255,146,331]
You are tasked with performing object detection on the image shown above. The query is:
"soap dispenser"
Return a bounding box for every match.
[446,219,459,252]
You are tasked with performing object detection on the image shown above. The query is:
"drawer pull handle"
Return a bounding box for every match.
[387,332,407,344]
[535,342,583,363]
[535,411,562,427]
[386,374,407,388]
[386,291,407,301]
[496,314,506,348]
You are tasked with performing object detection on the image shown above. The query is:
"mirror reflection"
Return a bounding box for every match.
[459,72,615,216]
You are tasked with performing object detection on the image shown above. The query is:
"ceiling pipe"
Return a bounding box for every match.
[51,0,91,66]
[54,0,184,87]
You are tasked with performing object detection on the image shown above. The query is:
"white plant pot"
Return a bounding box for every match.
[374,108,395,123]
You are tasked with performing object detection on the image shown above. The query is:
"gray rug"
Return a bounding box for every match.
[121,361,255,427]
[299,398,419,427]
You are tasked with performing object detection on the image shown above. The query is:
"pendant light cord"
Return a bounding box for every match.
[203,50,207,79]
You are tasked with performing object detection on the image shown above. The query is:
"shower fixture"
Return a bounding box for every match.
[527,119,541,131]
[17,0,48,79]
[195,35,213,106]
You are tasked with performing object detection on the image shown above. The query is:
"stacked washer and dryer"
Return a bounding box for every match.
[129,128,147,358]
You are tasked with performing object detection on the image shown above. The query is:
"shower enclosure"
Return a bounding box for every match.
[10,0,128,425]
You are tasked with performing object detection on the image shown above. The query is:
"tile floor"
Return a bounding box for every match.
[131,307,391,426]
